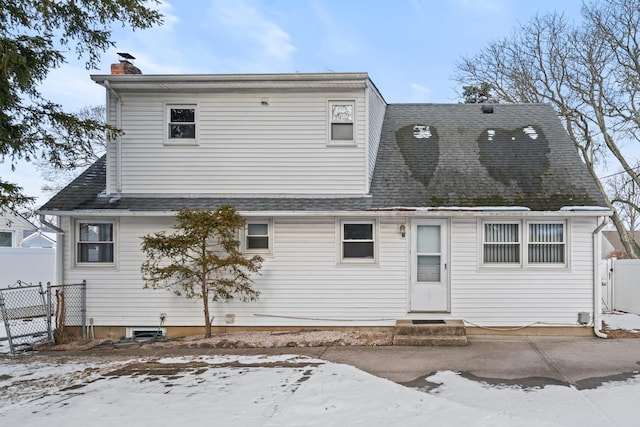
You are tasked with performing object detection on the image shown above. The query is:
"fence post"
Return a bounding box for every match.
[46,282,53,343]
[0,290,15,354]
[81,280,87,338]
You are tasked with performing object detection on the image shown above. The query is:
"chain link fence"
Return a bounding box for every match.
[0,280,86,354]
[47,282,87,345]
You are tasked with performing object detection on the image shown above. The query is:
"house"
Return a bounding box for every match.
[1,207,37,247]
[1,207,56,287]
[20,229,56,249]
[602,230,640,259]
[38,60,611,338]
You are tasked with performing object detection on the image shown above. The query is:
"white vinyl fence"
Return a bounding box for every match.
[611,259,640,315]
[0,248,55,288]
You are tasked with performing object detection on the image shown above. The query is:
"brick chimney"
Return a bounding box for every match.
[111,52,141,75]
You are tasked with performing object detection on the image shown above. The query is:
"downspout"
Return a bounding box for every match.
[103,80,122,193]
[593,217,608,338]
[40,215,64,287]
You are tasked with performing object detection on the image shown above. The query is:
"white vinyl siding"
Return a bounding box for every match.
[60,214,596,329]
[453,216,594,326]
[366,84,386,186]
[1,208,37,247]
[107,91,368,195]
[62,216,407,328]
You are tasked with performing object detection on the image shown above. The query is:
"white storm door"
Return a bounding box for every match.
[410,219,449,312]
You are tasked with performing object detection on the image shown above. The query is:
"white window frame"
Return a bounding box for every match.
[328,100,355,145]
[75,220,116,266]
[243,218,273,254]
[527,221,567,265]
[165,103,198,144]
[482,221,522,266]
[479,219,569,268]
[0,229,15,247]
[337,219,378,265]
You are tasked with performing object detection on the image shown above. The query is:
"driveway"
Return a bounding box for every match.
[320,335,640,389]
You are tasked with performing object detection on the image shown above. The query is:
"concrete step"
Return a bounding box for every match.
[393,319,467,346]
[392,335,468,346]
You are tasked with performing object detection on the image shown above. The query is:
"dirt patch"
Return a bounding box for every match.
[43,329,393,352]
[103,360,323,378]
[602,328,640,338]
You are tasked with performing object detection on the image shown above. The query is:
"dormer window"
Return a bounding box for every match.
[166,104,198,143]
[329,101,354,143]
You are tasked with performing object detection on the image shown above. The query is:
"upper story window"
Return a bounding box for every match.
[482,220,567,267]
[0,230,14,247]
[77,222,114,264]
[166,104,197,141]
[244,219,272,254]
[329,101,354,143]
[340,220,377,264]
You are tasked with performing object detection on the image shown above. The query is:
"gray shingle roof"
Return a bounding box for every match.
[39,103,606,213]
[368,103,606,210]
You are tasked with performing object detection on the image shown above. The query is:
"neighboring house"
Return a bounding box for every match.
[0,207,37,247]
[38,60,611,338]
[21,229,56,248]
[0,208,56,287]
[602,230,640,259]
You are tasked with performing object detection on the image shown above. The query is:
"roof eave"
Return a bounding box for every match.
[37,208,614,218]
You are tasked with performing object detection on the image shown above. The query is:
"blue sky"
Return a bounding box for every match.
[3,0,587,207]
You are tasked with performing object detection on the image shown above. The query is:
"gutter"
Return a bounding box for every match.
[39,215,64,287]
[593,217,608,338]
[36,209,615,218]
[103,80,122,193]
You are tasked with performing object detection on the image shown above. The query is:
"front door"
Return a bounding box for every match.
[410,219,449,312]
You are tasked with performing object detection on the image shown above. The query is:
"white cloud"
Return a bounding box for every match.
[155,1,180,32]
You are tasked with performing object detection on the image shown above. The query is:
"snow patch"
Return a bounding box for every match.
[523,125,538,140]
[413,125,432,139]
[603,312,640,332]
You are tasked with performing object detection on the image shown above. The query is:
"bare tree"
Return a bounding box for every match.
[37,105,108,195]
[454,1,640,258]
[608,165,640,231]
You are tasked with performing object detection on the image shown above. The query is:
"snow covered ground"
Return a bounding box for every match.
[1,354,640,426]
[1,313,640,426]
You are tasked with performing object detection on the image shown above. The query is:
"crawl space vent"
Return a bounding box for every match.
[132,329,165,338]
[412,319,446,325]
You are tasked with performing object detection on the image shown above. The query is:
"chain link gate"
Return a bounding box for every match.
[47,282,87,345]
[0,280,86,354]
